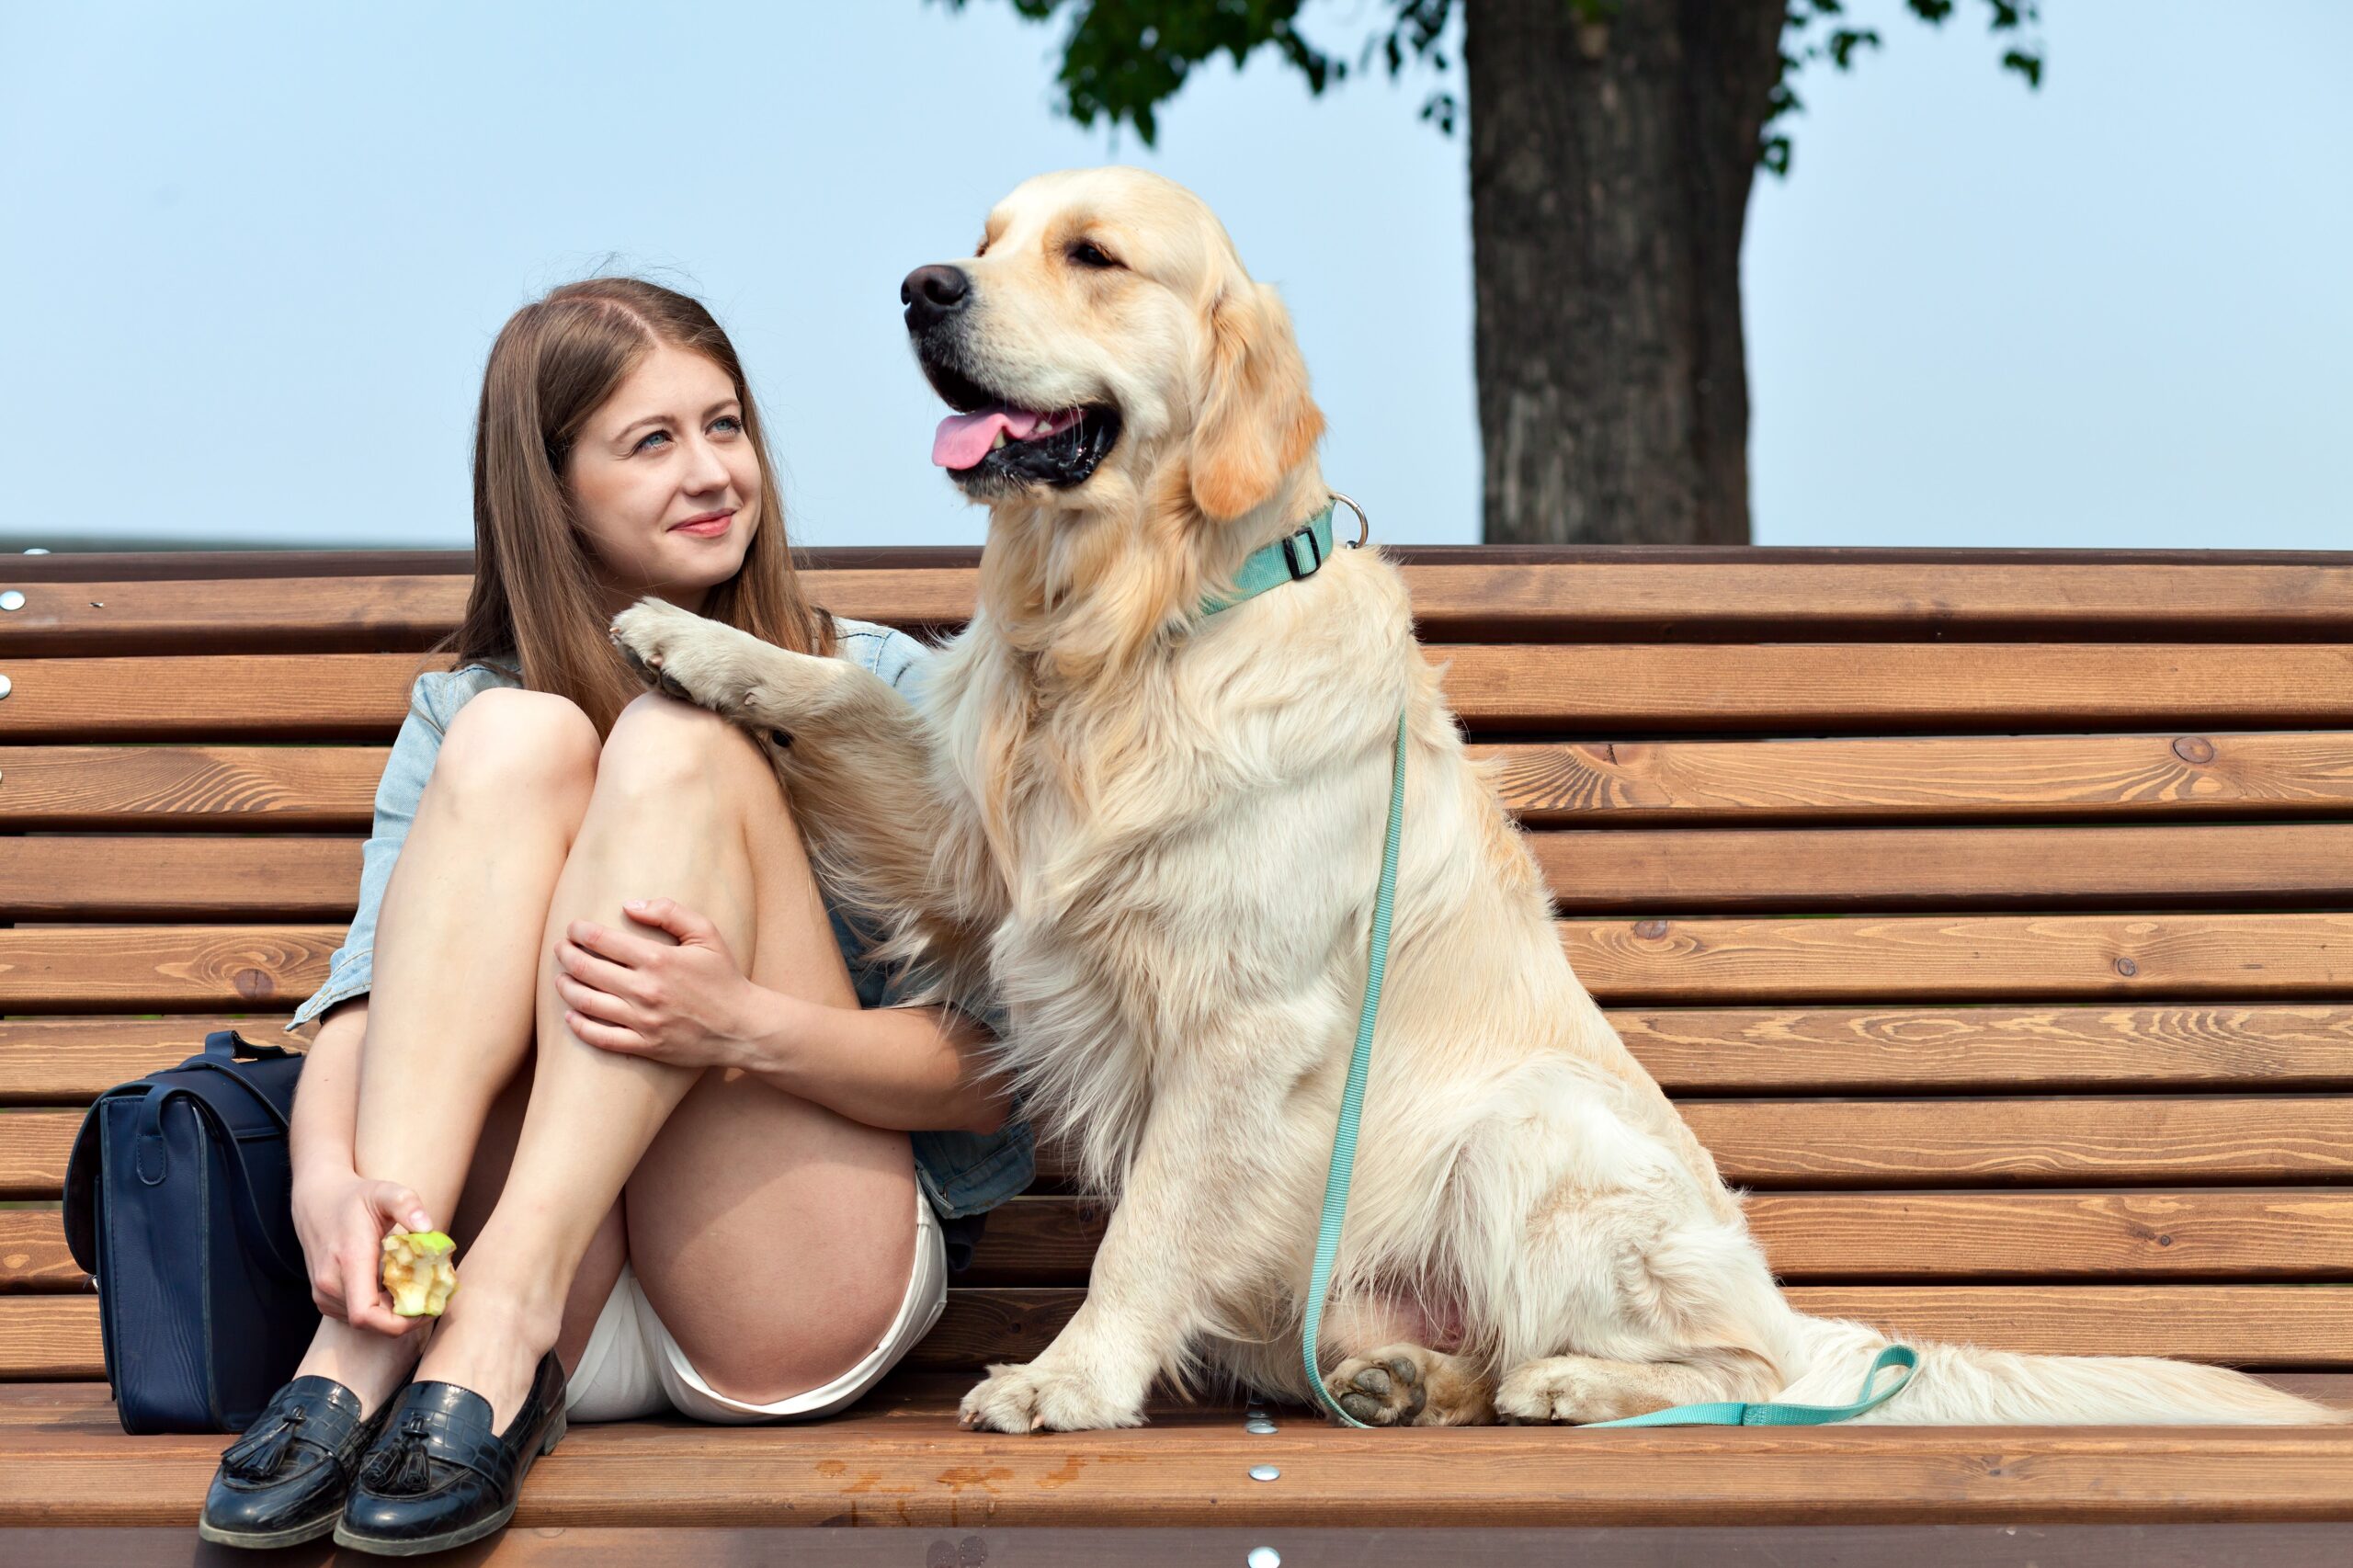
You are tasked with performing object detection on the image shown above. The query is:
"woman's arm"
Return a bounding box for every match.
[290,997,369,1182]
[736,989,1012,1136]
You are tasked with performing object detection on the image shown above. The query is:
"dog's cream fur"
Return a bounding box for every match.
[610,167,2346,1432]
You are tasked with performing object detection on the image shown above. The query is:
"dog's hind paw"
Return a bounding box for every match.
[957,1361,1144,1434]
[1325,1351,1428,1426]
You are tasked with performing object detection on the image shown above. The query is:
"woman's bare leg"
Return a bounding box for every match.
[622,722,917,1404]
[406,692,808,1426]
[293,689,601,1415]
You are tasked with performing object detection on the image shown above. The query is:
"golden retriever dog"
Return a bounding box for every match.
[609,166,2344,1432]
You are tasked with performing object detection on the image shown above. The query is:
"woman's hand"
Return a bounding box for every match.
[554,897,765,1071]
[291,1165,434,1336]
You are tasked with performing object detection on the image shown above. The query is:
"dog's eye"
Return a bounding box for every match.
[1067,241,1120,270]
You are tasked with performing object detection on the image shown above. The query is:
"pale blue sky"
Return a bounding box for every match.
[3,1,2346,551]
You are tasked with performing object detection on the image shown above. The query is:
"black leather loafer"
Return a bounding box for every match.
[332,1350,567,1557]
[198,1375,392,1549]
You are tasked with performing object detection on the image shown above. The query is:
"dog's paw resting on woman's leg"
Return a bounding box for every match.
[957,1361,1145,1434]
[608,596,847,740]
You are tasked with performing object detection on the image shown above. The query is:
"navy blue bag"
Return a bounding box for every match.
[62,1028,319,1434]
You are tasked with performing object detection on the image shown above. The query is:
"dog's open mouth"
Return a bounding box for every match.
[922,357,1121,491]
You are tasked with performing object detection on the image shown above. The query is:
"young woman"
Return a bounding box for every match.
[199,278,1032,1556]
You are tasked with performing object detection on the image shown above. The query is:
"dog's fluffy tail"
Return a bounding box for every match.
[1770,1309,2349,1426]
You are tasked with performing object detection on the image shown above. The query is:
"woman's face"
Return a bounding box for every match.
[564,340,760,615]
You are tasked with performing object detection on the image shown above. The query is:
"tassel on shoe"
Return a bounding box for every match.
[361,1414,438,1496]
[219,1404,304,1481]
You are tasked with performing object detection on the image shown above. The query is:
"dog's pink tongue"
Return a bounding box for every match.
[930,406,1079,470]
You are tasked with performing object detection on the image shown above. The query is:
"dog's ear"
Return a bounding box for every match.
[1188,280,1325,521]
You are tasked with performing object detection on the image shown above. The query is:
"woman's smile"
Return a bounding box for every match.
[670,508,734,538]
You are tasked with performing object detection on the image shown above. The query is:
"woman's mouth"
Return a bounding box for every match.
[670,510,733,537]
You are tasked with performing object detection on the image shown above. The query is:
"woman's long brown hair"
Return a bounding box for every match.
[439,277,833,735]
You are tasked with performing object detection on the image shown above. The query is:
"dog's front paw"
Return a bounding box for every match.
[957,1361,1144,1434]
[1324,1350,1428,1427]
[608,598,733,709]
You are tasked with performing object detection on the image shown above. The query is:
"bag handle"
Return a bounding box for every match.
[133,1085,308,1287]
[205,1027,298,1066]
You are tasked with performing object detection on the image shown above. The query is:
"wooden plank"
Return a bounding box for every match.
[1676,1098,2353,1187]
[6,1006,2352,1104]
[0,926,342,1012]
[4,915,2343,1017]
[0,837,359,919]
[1560,915,2353,1004]
[0,746,384,829]
[1610,1006,2353,1092]
[15,1092,2350,1204]
[0,1017,302,1103]
[1533,823,2353,912]
[19,821,2353,921]
[9,559,2351,651]
[12,644,2353,741]
[950,1190,2353,1289]
[1441,644,2353,733]
[1478,733,2353,825]
[0,654,445,741]
[7,1381,2353,1530]
[0,1211,84,1290]
[8,1284,2351,1382]
[14,734,2349,832]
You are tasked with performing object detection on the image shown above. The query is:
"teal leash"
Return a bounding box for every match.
[1300,710,1408,1428]
[1206,497,1919,1429]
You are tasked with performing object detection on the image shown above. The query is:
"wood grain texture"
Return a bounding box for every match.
[10,734,2351,830]
[7,1285,2351,1382]
[1438,644,2353,732]
[1532,823,2353,911]
[0,746,386,828]
[8,1005,2351,1104]
[7,558,2351,652]
[10,644,2353,740]
[0,837,360,919]
[1477,733,2353,824]
[18,821,2353,920]
[6,1382,2353,1529]
[17,1096,2351,1202]
[947,1190,2353,1289]
[1560,915,2353,1003]
[4,915,2342,1016]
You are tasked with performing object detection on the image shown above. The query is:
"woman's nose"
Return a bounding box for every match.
[683,434,732,493]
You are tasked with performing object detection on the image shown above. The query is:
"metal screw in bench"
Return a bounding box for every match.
[1248,1549,1282,1568]
[1245,1418,1277,1434]
[20,548,46,554]
[1248,1464,1279,1482]
[0,674,11,700]
[0,591,21,610]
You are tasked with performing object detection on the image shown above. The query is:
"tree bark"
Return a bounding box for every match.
[1465,0,1785,544]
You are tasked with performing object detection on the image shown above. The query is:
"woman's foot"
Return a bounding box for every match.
[335,1350,568,1557]
[290,1313,426,1420]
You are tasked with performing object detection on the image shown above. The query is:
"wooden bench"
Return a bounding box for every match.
[4,545,2352,1561]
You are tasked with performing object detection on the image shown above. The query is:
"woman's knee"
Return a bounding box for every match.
[435,689,601,814]
[597,690,775,804]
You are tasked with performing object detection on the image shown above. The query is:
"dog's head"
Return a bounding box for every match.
[904,166,1324,525]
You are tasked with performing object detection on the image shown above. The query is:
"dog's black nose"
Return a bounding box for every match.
[901,265,970,332]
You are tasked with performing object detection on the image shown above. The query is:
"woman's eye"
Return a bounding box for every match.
[633,429,671,452]
[710,415,744,436]
[1068,241,1119,270]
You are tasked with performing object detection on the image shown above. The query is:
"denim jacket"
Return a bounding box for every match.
[286,615,1035,1223]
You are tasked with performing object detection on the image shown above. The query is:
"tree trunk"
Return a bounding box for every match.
[1464,0,1784,544]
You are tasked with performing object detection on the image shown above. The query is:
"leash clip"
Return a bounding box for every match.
[1329,491,1370,549]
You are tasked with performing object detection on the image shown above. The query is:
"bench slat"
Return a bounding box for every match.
[8,560,2350,653]
[13,734,2353,829]
[14,1099,2353,1200]
[941,1190,2353,1287]
[6,1284,2350,1380]
[1477,733,2353,824]
[1561,914,2353,1003]
[17,821,2353,919]
[6,1005,2349,1103]
[16,1188,2353,1294]
[1534,823,2353,911]
[5,916,2344,1013]
[10,646,2353,740]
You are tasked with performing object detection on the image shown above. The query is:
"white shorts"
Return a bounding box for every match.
[563,1179,947,1424]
